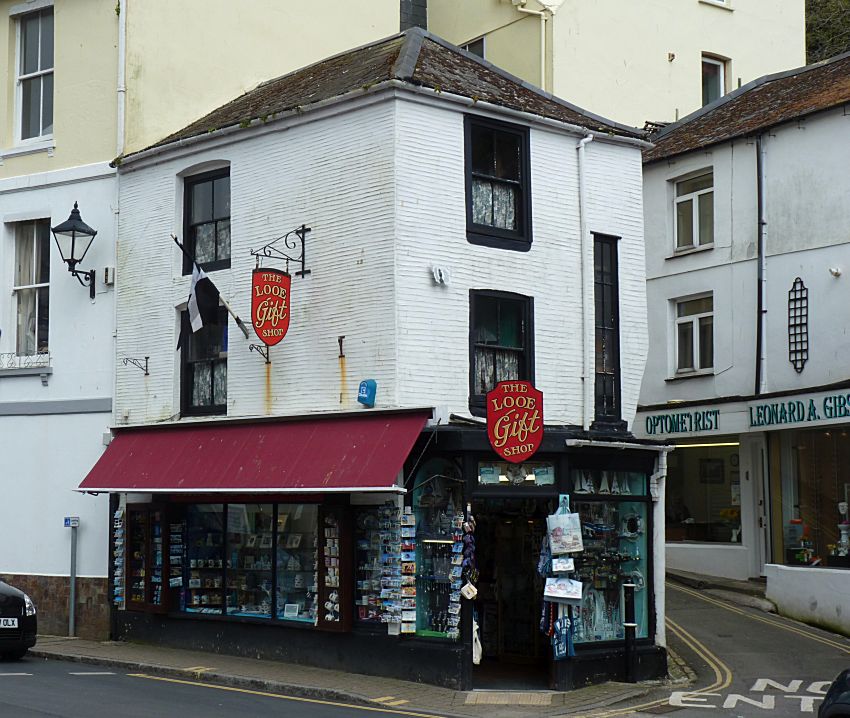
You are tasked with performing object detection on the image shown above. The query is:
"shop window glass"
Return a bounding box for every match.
[185,505,224,613]
[477,461,555,487]
[276,504,319,623]
[226,504,273,618]
[781,429,850,568]
[412,458,464,639]
[664,442,741,544]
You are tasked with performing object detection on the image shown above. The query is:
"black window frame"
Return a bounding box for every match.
[180,307,228,417]
[468,289,535,416]
[464,115,532,252]
[182,168,231,274]
[592,233,625,432]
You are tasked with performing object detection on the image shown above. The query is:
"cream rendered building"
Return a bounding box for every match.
[0,0,419,639]
[428,0,805,127]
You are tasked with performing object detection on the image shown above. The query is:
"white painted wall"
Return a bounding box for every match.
[765,564,850,635]
[116,92,647,430]
[0,165,115,577]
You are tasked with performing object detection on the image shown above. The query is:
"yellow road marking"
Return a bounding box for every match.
[128,674,447,718]
[373,696,396,703]
[385,699,411,706]
[570,616,733,718]
[668,582,850,654]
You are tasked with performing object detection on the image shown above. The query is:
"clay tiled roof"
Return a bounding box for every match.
[128,29,640,160]
[645,52,850,164]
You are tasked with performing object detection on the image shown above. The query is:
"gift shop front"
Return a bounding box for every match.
[80,408,668,690]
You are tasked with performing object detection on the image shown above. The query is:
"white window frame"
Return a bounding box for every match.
[11,219,51,358]
[15,6,54,145]
[701,55,726,106]
[673,293,713,375]
[674,170,714,251]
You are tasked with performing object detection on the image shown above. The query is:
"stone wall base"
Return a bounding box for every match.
[0,574,109,640]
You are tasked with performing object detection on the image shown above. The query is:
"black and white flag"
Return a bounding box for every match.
[187,264,220,332]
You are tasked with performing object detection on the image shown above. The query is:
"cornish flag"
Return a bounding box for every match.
[187,264,220,332]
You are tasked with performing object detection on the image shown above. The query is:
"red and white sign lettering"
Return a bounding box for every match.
[486,381,543,463]
[251,268,290,346]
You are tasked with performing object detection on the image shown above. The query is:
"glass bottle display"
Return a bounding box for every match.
[226,504,273,618]
[276,504,318,623]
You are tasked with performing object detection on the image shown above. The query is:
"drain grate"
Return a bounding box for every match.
[465,691,554,706]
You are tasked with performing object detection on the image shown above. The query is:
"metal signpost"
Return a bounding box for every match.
[64,516,80,637]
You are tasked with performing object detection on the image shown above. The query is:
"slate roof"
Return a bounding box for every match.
[645,51,850,164]
[129,28,640,160]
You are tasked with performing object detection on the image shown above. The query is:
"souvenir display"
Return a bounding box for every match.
[276,504,318,623]
[354,502,404,626]
[317,506,351,631]
[399,507,417,634]
[112,508,125,607]
[226,504,274,618]
[127,510,148,605]
[185,504,224,614]
[150,511,164,606]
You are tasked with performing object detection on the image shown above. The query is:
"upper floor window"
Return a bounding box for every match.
[462,37,485,58]
[12,220,51,356]
[183,169,231,273]
[701,56,725,106]
[17,8,54,141]
[593,234,622,426]
[675,171,713,250]
[181,308,227,416]
[469,290,533,414]
[465,116,532,251]
[675,294,713,374]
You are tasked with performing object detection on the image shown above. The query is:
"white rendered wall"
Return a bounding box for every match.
[0,165,115,578]
[765,564,850,636]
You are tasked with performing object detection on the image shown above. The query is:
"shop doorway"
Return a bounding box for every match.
[473,497,552,689]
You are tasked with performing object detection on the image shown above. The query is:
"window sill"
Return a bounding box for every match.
[0,138,55,164]
[0,365,53,385]
[467,230,531,252]
[666,244,714,260]
[699,0,733,10]
[665,370,714,382]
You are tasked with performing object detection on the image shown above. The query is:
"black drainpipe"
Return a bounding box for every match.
[754,134,766,395]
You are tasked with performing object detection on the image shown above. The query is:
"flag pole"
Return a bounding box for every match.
[172,235,250,339]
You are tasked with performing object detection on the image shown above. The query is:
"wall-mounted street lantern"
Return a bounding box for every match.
[51,202,98,300]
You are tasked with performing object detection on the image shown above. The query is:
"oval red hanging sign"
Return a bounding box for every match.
[251,268,291,346]
[486,380,543,463]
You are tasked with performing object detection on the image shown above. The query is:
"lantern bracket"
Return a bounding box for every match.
[249,344,271,364]
[250,224,311,277]
[121,356,149,375]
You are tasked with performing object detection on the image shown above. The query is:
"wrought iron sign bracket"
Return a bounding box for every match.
[249,344,271,364]
[250,224,312,277]
[122,357,149,375]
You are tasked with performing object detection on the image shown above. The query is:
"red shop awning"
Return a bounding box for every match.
[78,411,430,494]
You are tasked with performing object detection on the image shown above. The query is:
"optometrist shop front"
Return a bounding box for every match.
[637,387,850,634]
[79,409,669,690]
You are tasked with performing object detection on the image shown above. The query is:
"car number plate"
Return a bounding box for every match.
[0,618,18,628]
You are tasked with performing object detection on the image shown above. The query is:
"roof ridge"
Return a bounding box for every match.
[392,26,426,80]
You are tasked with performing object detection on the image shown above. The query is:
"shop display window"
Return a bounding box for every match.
[412,458,464,639]
[781,430,850,568]
[664,442,741,543]
[226,504,273,618]
[316,506,352,631]
[569,471,650,644]
[477,461,555,487]
[276,504,318,623]
[126,506,166,611]
[185,504,224,614]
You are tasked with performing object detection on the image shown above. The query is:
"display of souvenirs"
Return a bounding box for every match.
[276,504,318,623]
[399,507,416,633]
[150,511,164,606]
[226,504,274,618]
[112,508,125,607]
[184,505,224,613]
[128,510,148,604]
[320,510,342,623]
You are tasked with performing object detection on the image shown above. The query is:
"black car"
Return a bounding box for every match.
[0,580,37,660]
[820,669,850,718]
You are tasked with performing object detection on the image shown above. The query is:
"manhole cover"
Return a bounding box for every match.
[465,691,554,706]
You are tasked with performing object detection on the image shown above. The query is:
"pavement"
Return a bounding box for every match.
[24,570,780,718]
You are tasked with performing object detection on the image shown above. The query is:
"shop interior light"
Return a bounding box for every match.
[674,441,740,449]
[422,539,453,544]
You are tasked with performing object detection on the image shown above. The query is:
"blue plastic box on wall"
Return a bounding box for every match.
[358,379,377,407]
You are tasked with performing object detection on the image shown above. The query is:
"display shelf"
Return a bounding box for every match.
[276,504,319,623]
[317,506,352,631]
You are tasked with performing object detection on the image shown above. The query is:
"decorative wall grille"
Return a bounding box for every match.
[788,277,808,373]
